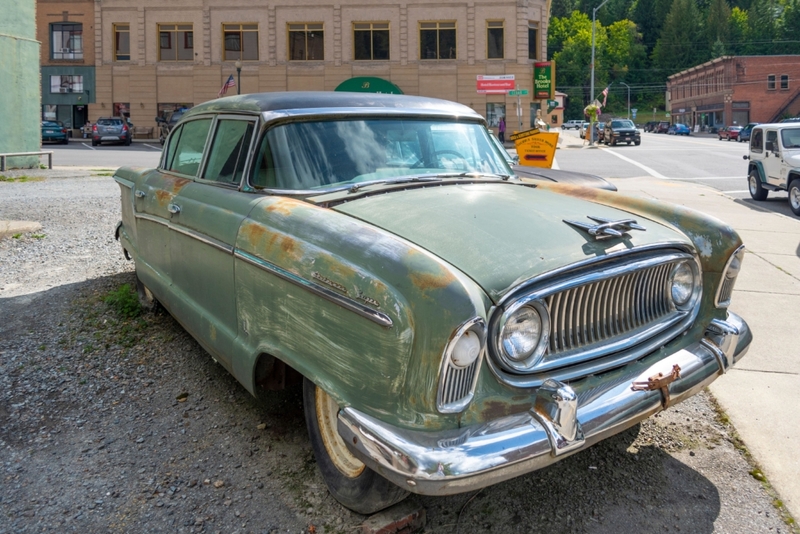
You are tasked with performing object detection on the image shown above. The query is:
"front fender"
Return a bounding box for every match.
[233,196,490,430]
[748,161,766,182]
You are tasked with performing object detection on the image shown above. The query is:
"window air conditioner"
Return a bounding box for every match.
[58,87,69,93]
[60,48,72,54]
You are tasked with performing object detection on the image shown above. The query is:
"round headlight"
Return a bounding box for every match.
[500,305,542,362]
[671,261,695,306]
[450,330,482,368]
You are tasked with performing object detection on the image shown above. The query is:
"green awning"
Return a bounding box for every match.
[334,77,403,94]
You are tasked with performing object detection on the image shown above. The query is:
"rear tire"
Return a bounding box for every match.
[303,378,408,515]
[92,139,99,147]
[748,170,768,201]
[789,180,800,216]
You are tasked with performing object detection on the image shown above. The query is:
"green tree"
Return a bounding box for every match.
[551,0,580,19]
[629,0,675,55]
[706,0,731,49]
[652,0,706,75]
[781,0,800,54]
[748,0,781,54]
[727,7,750,55]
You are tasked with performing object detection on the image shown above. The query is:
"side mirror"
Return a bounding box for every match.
[743,155,749,160]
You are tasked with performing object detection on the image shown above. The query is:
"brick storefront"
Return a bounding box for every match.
[667,55,800,130]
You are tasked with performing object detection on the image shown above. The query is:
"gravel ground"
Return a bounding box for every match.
[0,170,795,534]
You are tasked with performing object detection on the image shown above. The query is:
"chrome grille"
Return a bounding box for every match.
[717,276,735,306]
[545,262,674,356]
[439,359,479,409]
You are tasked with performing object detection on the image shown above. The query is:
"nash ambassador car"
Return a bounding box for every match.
[114,92,751,515]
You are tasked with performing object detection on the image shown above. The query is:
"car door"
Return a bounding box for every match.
[763,129,784,187]
[168,115,259,369]
[131,122,208,306]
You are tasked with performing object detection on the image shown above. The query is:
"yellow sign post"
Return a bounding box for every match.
[510,128,559,168]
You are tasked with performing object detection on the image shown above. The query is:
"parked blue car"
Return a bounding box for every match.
[41,121,69,144]
[738,123,759,143]
[667,123,691,136]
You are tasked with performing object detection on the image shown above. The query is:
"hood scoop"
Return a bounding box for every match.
[563,216,646,239]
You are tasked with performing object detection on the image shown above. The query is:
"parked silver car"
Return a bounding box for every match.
[92,117,132,147]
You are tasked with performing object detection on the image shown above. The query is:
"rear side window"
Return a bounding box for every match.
[751,129,763,152]
[203,119,256,184]
[165,118,212,176]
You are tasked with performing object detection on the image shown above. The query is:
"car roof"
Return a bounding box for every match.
[184,91,483,122]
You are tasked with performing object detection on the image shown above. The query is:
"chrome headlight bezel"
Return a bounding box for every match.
[493,299,550,373]
[669,260,701,311]
[436,317,487,414]
[715,245,745,308]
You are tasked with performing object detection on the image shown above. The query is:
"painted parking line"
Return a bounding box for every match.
[600,147,669,179]
[670,176,744,181]
[143,144,163,151]
[721,190,750,194]
[81,142,96,151]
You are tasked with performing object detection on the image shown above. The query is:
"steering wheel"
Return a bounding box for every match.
[434,150,469,170]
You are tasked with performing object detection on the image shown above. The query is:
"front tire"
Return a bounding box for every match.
[303,378,408,514]
[748,170,768,201]
[789,180,800,216]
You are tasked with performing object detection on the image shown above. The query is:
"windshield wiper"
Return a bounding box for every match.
[348,175,442,193]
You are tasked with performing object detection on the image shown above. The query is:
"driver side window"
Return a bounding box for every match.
[766,130,778,152]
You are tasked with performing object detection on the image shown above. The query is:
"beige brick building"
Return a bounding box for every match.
[39,0,553,135]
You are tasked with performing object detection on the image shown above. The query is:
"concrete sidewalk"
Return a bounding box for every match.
[609,172,800,522]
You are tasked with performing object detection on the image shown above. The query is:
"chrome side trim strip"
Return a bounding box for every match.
[171,225,233,255]
[234,250,393,328]
[135,212,168,226]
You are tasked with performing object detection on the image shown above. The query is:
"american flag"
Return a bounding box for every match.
[218,74,236,97]
[601,85,610,108]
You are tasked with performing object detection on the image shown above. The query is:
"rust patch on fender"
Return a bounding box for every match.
[410,270,456,291]
[265,197,306,216]
[240,222,268,249]
[481,400,530,420]
[155,189,175,207]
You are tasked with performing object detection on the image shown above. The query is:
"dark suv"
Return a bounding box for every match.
[655,121,670,134]
[603,118,641,146]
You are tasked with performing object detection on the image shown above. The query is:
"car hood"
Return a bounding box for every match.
[330,182,691,302]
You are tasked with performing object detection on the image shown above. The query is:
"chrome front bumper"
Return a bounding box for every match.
[338,311,750,496]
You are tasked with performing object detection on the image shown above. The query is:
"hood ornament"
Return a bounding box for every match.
[563,216,646,239]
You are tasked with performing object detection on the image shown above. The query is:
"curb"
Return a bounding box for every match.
[0,220,42,239]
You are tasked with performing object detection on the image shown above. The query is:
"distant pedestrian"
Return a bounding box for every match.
[498,117,506,143]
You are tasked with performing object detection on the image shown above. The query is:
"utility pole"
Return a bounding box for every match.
[620,82,630,120]
[589,0,609,145]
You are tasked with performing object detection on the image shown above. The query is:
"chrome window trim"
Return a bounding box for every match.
[436,317,486,413]
[198,114,261,190]
[715,244,745,308]
[234,249,393,328]
[487,249,703,387]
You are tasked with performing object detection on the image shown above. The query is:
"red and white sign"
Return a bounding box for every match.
[476,75,515,94]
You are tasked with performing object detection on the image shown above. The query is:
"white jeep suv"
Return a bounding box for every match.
[745,123,800,216]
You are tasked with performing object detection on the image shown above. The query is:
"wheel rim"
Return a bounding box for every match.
[315,387,365,478]
[791,187,800,211]
[749,175,758,195]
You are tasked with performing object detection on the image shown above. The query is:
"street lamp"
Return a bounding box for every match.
[589,0,609,145]
[235,59,242,95]
[620,82,630,120]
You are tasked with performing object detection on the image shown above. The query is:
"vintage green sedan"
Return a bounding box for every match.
[114,92,751,514]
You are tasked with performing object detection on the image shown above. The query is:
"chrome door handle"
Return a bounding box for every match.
[168,203,181,214]
[134,189,146,198]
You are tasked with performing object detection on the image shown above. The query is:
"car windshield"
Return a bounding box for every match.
[781,128,800,148]
[251,118,512,191]
[611,120,635,128]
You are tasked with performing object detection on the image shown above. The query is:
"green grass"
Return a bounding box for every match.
[0,175,44,183]
[103,283,142,319]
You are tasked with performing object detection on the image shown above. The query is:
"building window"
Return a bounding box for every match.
[528,22,538,60]
[223,24,259,61]
[49,75,83,93]
[781,75,789,90]
[768,74,776,90]
[420,22,456,59]
[487,21,504,59]
[288,23,324,60]
[51,23,83,60]
[354,22,389,60]
[114,24,130,61]
[486,103,505,128]
[159,24,193,61]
